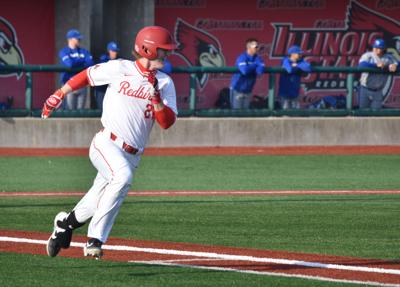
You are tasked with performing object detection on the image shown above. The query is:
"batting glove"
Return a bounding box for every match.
[146,72,162,105]
[41,89,65,119]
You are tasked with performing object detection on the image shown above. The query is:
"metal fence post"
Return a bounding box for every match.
[346,73,354,111]
[268,73,275,111]
[25,72,32,113]
[189,73,197,114]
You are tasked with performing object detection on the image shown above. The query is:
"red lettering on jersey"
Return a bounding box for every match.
[118,81,152,100]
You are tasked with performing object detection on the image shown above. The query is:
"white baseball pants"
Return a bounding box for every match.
[73,131,141,243]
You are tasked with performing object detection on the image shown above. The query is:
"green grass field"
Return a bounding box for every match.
[1,155,400,191]
[1,154,400,286]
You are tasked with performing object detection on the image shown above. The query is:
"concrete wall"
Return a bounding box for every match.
[1,117,400,148]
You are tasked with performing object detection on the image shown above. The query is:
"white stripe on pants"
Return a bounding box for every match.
[73,131,140,243]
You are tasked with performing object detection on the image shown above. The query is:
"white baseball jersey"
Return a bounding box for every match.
[86,59,177,151]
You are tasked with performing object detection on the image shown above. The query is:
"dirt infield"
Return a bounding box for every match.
[1,146,400,156]
[1,190,400,197]
[1,229,399,286]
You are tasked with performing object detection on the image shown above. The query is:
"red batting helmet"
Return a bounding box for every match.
[134,26,176,60]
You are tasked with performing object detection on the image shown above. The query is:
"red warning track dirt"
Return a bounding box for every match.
[1,229,400,286]
[1,146,400,156]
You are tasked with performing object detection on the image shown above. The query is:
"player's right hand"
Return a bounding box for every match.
[41,89,65,119]
[376,61,385,69]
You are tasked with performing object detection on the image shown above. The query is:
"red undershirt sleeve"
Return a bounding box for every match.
[66,69,90,91]
[154,105,176,129]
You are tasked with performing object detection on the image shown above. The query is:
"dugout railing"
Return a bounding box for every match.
[1,64,400,117]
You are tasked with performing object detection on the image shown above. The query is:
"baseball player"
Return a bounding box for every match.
[230,38,265,109]
[358,38,398,109]
[278,45,311,110]
[43,26,177,259]
[59,29,94,110]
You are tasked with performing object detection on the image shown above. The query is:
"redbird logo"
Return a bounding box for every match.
[118,81,152,100]
[270,0,400,98]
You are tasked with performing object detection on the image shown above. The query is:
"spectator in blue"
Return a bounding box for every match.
[59,29,93,110]
[278,45,311,110]
[230,39,265,109]
[160,58,173,74]
[95,41,120,110]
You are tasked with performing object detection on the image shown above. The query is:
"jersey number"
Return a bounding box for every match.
[144,104,155,119]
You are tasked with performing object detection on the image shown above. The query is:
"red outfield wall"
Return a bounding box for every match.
[1,1,399,110]
[0,0,55,109]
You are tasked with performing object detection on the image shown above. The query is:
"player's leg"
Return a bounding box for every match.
[231,90,241,109]
[84,131,140,258]
[73,172,109,223]
[76,87,87,110]
[358,86,371,109]
[243,93,251,109]
[95,88,106,110]
[282,97,289,110]
[371,91,383,110]
[46,210,85,257]
[65,90,77,110]
[46,135,110,257]
[293,98,300,109]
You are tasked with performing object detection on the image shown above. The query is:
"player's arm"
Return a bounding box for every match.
[388,55,398,72]
[297,59,312,73]
[255,56,265,75]
[282,57,293,73]
[84,50,94,67]
[59,49,73,68]
[149,77,176,129]
[358,54,378,68]
[41,69,90,119]
[42,61,119,118]
[237,55,256,75]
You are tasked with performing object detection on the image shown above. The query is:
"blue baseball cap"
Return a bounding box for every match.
[107,41,120,52]
[373,38,386,49]
[288,45,304,55]
[66,29,82,40]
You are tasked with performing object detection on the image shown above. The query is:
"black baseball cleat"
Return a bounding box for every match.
[84,238,103,259]
[46,212,73,257]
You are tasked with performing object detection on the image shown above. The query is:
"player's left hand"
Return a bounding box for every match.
[41,89,65,119]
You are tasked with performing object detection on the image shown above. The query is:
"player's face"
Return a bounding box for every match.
[68,38,80,48]
[290,53,301,62]
[373,47,384,57]
[149,49,171,70]
[247,42,259,56]
[108,50,118,60]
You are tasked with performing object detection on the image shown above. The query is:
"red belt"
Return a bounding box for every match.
[101,128,138,155]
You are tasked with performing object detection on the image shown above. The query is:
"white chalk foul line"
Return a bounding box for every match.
[1,236,400,277]
[130,260,400,287]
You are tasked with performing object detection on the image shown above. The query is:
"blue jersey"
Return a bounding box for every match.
[231,52,265,93]
[59,46,93,83]
[99,54,110,63]
[278,57,311,99]
[160,58,173,74]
